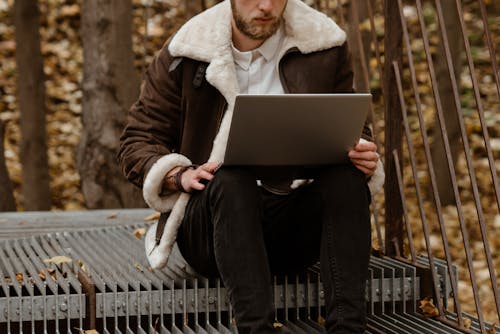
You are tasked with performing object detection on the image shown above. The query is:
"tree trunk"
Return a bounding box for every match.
[14,0,52,211]
[183,0,202,18]
[79,0,145,208]
[430,2,463,206]
[0,121,17,212]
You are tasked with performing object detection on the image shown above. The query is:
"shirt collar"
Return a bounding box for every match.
[231,24,284,70]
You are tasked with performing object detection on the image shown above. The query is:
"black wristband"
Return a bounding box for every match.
[174,165,198,193]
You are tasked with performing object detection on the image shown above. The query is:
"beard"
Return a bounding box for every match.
[231,1,283,40]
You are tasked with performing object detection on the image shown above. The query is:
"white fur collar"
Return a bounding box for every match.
[169,0,346,63]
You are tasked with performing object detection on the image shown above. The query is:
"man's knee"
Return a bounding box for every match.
[206,167,260,205]
[316,164,370,201]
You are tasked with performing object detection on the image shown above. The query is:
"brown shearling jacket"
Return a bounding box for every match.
[116,0,384,271]
[118,42,372,189]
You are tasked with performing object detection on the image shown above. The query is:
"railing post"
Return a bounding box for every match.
[383,0,404,256]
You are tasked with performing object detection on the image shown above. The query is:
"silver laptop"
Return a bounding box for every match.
[223,93,371,171]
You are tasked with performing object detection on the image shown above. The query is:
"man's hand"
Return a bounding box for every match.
[348,140,379,176]
[181,161,221,192]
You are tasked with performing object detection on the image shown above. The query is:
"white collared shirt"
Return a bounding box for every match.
[231,26,285,95]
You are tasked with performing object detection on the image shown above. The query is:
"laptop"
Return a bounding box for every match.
[223,93,371,176]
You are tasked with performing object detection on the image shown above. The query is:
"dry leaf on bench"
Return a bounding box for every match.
[144,212,161,221]
[463,317,472,329]
[273,322,283,328]
[106,213,118,219]
[419,297,439,318]
[487,324,498,334]
[133,228,146,239]
[44,256,72,265]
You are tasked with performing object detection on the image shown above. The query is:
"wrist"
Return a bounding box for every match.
[161,165,198,194]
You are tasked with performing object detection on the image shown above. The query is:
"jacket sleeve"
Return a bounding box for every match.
[333,42,373,142]
[118,44,191,197]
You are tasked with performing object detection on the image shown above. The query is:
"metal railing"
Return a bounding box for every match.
[307,0,500,333]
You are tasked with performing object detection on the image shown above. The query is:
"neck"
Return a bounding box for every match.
[231,20,266,52]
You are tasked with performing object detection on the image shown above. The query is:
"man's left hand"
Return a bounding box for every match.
[348,140,379,176]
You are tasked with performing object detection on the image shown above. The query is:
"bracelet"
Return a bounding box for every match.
[171,165,198,193]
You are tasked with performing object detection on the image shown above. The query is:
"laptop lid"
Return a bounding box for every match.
[223,93,371,167]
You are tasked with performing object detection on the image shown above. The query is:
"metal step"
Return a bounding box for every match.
[0,224,496,333]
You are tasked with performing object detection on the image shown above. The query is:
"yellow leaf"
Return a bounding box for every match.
[144,212,161,221]
[44,256,73,265]
[273,322,283,328]
[85,330,100,334]
[15,272,24,283]
[419,297,439,318]
[133,228,146,239]
[463,318,472,329]
[106,213,118,219]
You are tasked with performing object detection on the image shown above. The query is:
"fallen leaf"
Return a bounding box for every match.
[317,315,326,326]
[77,260,88,273]
[106,213,118,219]
[273,322,283,328]
[134,263,144,272]
[463,317,472,329]
[44,256,73,265]
[85,330,100,334]
[38,271,46,280]
[487,324,498,334]
[419,297,439,317]
[133,227,146,239]
[144,212,161,221]
[15,272,23,283]
[17,221,28,225]
[60,5,80,17]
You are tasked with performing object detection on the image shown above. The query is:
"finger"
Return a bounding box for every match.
[348,150,379,161]
[350,158,377,171]
[190,180,206,191]
[355,140,377,152]
[354,164,374,175]
[196,170,215,181]
[201,161,221,173]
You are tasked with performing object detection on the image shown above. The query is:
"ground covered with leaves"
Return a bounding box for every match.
[0,0,499,326]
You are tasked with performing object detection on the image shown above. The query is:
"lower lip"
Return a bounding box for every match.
[255,17,273,23]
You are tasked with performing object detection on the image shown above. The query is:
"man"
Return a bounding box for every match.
[118,0,384,333]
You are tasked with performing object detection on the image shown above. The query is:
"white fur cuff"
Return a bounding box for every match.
[143,153,192,212]
[368,159,385,196]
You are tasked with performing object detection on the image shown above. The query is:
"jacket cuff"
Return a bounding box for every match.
[143,153,192,212]
[368,159,385,196]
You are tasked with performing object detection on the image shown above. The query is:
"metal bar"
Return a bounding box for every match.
[477,0,500,96]
[366,0,384,95]
[415,0,487,330]
[383,0,404,257]
[350,0,379,142]
[395,0,465,323]
[438,0,500,322]
[392,59,457,312]
[392,150,417,263]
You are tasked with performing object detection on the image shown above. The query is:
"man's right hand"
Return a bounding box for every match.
[180,162,221,192]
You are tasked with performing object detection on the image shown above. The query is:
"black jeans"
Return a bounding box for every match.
[177,164,371,334]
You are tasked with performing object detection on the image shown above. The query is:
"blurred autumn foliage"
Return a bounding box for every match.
[0,0,499,324]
